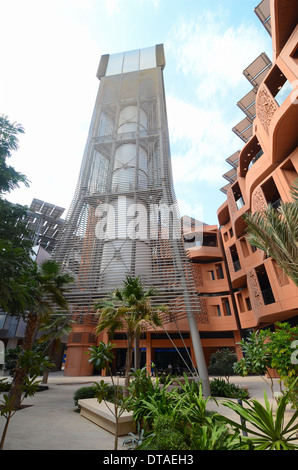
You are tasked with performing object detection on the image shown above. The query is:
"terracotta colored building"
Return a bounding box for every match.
[217,0,298,337]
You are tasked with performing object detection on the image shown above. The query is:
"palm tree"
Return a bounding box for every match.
[8,260,73,408]
[94,276,167,394]
[243,180,298,287]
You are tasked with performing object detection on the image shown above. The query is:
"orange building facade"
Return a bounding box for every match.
[63,0,297,376]
[217,0,298,334]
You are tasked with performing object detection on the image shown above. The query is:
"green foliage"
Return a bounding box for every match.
[208,348,237,381]
[185,419,249,451]
[2,346,22,375]
[0,114,28,194]
[177,380,216,425]
[17,349,54,377]
[243,178,298,286]
[0,378,11,392]
[122,422,145,450]
[218,386,298,450]
[73,385,98,409]
[92,380,124,405]
[128,367,155,397]
[0,349,52,450]
[137,408,246,451]
[234,322,298,407]
[138,415,188,450]
[210,378,249,399]
[94,276,168,392]
[88,342,115,372]
[234,330,271,376]
[267,322,298,386]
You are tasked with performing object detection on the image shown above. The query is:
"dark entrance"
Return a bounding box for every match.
[114,348,146,374]
[154,348,192,375]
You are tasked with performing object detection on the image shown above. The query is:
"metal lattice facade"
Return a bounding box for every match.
[53,45,207,376]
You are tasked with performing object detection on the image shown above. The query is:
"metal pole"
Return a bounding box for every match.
[187,310,211,397]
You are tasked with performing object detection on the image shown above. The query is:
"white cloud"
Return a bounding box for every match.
[164,9,271,201]
[104,0,121,16]
[167,95,235,187]
[166,11,270,104]
[0,0,101,209]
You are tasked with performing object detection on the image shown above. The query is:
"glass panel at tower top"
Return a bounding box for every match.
[105,46,158,76]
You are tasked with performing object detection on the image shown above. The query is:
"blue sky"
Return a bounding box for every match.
[1,0,272,225]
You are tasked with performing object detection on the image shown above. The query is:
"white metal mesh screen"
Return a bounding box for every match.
[53,53,205,329]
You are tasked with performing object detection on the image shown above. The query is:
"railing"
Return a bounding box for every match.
[248,149,264,169]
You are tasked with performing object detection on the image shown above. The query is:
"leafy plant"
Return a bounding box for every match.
[122,421,146,450]
[0,349,53,450]
[210,378,249,399]
[87,342,127,450]
[218,386,298,450]
[178,381,217,425]
[186,419,251,450]
[243,179,298,287]
[73,385,98,410]
[234,323,298,405]
[94,276,167,394]
[137,415,189,450]
[208,348,237,382]
[2,346,22,375]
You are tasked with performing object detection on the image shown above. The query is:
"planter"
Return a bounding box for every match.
[78,399,135,436]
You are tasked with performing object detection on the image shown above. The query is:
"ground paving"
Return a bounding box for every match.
[0,371,296,451]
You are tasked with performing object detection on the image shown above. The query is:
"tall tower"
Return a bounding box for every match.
[54,45,209,394]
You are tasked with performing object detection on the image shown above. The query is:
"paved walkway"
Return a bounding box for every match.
[0,372,295,451]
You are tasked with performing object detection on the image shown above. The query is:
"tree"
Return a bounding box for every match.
[88,341,125,450]
[243,180,298,286]
[208,348,237,383]
[233,323,298,405]
[38,313,75,383]
[8,260,73,408]
[0,350,53,450]
[0,115,34,314]
[94,276,167,395]
[0,114,29,194]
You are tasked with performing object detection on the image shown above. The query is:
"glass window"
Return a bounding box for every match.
[106,52,124,76]
[123,49,140,73]
[140,46,156,70]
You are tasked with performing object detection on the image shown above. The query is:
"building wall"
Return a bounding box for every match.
[217,0,298,331]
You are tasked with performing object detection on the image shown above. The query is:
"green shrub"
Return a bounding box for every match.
[0,378,48,393]
[0,378,11,392]
[73,385,98,409]
[208,348,237,381]
[138,415,189,450]
[73,382,124,410]
[3,346,22,375]
[210,378,249,399]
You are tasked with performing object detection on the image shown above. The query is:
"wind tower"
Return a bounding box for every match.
[54,45,210,395]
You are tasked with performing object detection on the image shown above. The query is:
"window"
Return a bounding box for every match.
[216,305,221,317]
[240,237,249,258]
[222,298,232,316]
[245,297,252,311]
[216,263,224,279]
[232,182,245,210]
[255,265,275,305]
[265,65,293,107]
[230,244,241,272]
[262,177,281,209]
